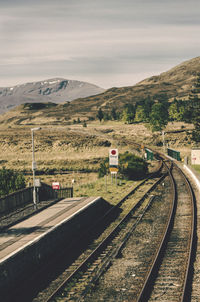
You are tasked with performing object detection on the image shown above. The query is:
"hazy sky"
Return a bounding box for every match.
[0,0,199,88]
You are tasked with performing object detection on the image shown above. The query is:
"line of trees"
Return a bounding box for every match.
[96,73,200,142]
[96,96,169,131]
[96,107,120,122]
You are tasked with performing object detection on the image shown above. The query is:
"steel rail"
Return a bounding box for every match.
[9,162,163,302]
[173,162,195,302]
[107,143,195,302]
[44,172,165,302]
[135,153,195,302]
[136,159,176,302]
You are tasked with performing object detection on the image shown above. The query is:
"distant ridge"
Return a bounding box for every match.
[72,56,200,110]
[0,78,105,114]
[138,56,200,90]
[0,56,200,125]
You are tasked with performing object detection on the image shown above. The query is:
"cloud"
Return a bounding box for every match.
[0,0,199,88]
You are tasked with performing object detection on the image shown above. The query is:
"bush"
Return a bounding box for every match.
[119,152,148,180]
[98,151,148,180]
[98,160,109,178]
[0,168,26,197]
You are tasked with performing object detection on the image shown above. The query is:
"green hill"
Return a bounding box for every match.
[0,56,199,126]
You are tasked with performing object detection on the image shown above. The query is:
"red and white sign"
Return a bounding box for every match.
[109,149,118,166]
[191,149,200,165]
[52,182,60,190]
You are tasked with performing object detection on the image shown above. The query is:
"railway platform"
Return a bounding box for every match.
[0,197,98,262]
[0,196,110,300]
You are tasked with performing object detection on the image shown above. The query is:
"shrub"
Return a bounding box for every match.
[119,152,148,180]
[0,168,26,197]
[98,151,148,180]
[98,160,109,178]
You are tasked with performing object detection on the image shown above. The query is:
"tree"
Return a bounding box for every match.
[0,168,26,197]
[168,102,178,121]
[103,112,111,121]
[149,102,169,131]
[143,96,154,121]
[121,104,135,124]
[168,100,185,121]
[134,105,146,122]
[111,108,117,120]
[97,108,104,122]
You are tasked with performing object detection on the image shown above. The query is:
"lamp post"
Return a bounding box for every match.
[31,127,41,209]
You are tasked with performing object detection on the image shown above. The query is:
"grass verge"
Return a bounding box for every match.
[73,175,142,206]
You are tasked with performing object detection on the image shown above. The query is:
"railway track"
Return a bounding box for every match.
[25,163,165,302]
[83,159,196,302]
[84,162,174,302]
[6,154,196,302]
[146,162,196,302]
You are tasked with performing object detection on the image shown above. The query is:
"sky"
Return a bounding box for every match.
[0,0,199,89]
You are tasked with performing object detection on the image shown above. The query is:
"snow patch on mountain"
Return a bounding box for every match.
[0,78,105,114]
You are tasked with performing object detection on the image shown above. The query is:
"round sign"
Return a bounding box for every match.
[111,149,116,155]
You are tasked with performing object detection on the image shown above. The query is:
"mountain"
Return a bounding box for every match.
[0,78,105,114]
[90,56,200,109]
[138,56,200,94]
[0,56,199,126]
[61,56,200,114]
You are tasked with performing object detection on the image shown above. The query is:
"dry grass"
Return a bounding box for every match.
[0,120,194,188]
[73,175,138,205]
[25,172,98,188]
[1,57,198,126]
[192,165,200,174]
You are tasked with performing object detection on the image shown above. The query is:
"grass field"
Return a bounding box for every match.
[0,120,194,190]
[192,165,200,174]
[73,176,139,205]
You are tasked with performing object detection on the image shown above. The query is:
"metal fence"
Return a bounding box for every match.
[145,148,154,161]
[0,183,73,215]
[167,148,181,161]
[55,187,74,199]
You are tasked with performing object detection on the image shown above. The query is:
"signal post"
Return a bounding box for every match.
[109,149,118,185]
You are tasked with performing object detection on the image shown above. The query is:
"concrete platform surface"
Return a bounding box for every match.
[0,196,99,264]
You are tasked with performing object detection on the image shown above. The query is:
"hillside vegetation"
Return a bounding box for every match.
[0,57,199,189]
[0,56,199,126]
[0,120,193,187]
